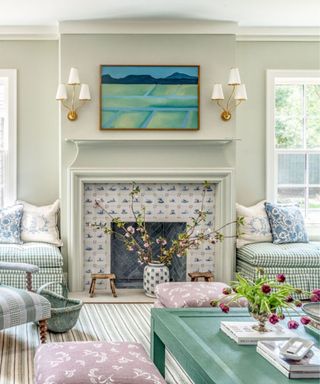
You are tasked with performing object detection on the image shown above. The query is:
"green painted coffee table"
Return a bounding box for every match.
[151,308,320,384]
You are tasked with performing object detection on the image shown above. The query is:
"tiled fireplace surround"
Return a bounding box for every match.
[67,168,235,292]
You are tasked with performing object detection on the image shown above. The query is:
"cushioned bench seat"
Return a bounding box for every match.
[236,242,320,299]
[237,242,320,267]
[0,242,64,293]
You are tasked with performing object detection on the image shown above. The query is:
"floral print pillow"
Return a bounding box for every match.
[0,204,23,244]
[265,202,309,244]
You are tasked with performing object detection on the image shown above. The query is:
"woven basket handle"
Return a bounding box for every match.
[37,282,68,298]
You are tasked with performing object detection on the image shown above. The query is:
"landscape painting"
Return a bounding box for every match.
[100,65,199,130]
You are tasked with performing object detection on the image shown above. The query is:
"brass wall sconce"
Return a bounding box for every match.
[56,67,91,121]
[211,68,247,121]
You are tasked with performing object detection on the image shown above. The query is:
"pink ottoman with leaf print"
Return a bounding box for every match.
[154,282,247,308]
[34,341,166,384]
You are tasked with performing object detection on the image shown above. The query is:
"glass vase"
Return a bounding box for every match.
[248,305,270,333]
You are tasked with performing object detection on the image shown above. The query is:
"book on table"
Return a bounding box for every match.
[257,340,320,379]
[220,321,297,345]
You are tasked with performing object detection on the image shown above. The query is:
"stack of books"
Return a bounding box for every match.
[220,321,297,345]
[257,340,320,379]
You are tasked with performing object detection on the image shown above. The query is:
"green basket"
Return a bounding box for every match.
[37,282,83,333]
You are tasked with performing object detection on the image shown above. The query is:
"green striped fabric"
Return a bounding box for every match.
[0,286,50,330]
[236,259,320,299]
[0,242,63,267]
[237,242,320,267]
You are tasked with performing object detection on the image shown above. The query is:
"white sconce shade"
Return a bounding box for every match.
[211,84,224,100]
[55,84,67,100]
[79,84,91,100]
[234,84,248,100]
[68,67,80,85]
[228,68,241,85]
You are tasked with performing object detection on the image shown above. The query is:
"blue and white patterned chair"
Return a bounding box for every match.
[0,262,51,343]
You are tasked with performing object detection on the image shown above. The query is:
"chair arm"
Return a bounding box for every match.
[0,262,39,274]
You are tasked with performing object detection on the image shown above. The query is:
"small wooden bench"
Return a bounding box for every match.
[89,273,117,297]
[188,271,214,282]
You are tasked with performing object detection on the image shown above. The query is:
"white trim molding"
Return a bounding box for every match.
[0,69,17,206]
[67,167,235,292]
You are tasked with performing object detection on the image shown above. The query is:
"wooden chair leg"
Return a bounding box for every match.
[26,272,32,291]
[39,319,48,344]
[110,278,117,298]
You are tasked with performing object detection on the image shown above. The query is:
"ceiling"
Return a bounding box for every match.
[1,0,320,28]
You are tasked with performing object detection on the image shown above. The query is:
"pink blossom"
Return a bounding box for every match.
[156,238,161,244]
[143,243,150,248]
[287,320,299,329]
[261,284,271,294]
[286,295,294,303]
[311,294,320,302]
[127,226,135,234]
[294,300,302,307]
[300,316,311,325]
[125,233,131,238]
[312,288,320,298]
[276,274,286,283]
[219,303,230,313]
[222,287,232,295]
[278,313,285,320]
[269,314,279,325]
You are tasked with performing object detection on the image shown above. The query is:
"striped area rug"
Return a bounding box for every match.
[0,304,192,384]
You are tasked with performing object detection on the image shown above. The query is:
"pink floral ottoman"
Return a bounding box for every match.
[34,341,166,384]
[154,282,247,308]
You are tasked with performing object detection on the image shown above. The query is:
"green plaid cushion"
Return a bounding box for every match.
[237,242,320,267]
[236,259,320,299]
[0,268,64,294]
[0,242,63,267]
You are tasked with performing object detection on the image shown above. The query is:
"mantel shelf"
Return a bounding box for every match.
[65,138,240,145]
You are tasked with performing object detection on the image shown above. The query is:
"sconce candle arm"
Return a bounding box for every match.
[226,85,236,112]
[229,99,243,113]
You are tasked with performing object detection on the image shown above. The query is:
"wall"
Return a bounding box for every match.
[0,40,59,204]
[236,41,320,206]
[59,34,237,271]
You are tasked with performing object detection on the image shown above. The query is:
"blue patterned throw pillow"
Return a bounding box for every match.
[0,204,23,244]
[264,202,308,244]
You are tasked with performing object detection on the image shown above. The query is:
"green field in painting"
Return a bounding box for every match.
[101,84,198,129]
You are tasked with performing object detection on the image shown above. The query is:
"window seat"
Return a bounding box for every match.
[0,242,64,292]
[236,242,320,299]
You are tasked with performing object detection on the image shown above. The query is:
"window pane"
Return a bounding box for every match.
[275,118,303,149]
[309,154,320,184]
[275,85,303,118]
[306,84,320,117]
[278,153,305,185]
[308,187,320,225]
[277,187,305,208]
[306,117,320,149]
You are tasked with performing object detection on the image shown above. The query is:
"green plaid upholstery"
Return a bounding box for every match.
[0,242,63,267]
[236,259,320,299]
[0,268,64,293]
[237,242,320,267]
[0,285,50,330]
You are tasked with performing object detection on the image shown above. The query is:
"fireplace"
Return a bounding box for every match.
[67,168,235,292]
[111,221,187,288]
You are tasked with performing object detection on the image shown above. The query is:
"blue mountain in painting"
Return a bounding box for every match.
[102,72,198,85]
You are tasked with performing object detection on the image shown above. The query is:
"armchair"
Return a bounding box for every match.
[0,262,51,343]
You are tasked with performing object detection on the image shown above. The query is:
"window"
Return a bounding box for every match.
[267,70,320,239]
[0,70,17,208]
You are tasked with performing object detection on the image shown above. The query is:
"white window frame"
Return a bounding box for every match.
[266,69,320,239]
[0,69,17,207]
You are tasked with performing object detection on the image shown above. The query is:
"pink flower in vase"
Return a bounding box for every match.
[312,288,320,298]
[286,295,294,303]
[268,314,279,325]
[294,300,302,307]
[276,274,286,283]
[287,320,299,330]
[300,316,311,325]
[261,284,271,294]
[222,287,232,295]
[219,303,230,313]
[311,294,320,302]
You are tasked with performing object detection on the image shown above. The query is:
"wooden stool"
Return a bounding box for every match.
[188,271,214,282]
[89,273,117,298]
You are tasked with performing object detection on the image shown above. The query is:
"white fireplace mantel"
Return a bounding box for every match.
[67,167,235,292]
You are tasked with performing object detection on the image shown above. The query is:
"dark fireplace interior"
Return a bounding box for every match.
[111,222,186,288]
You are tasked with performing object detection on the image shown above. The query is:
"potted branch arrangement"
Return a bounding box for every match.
[93,181,242,297]
[211,269,316,332]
